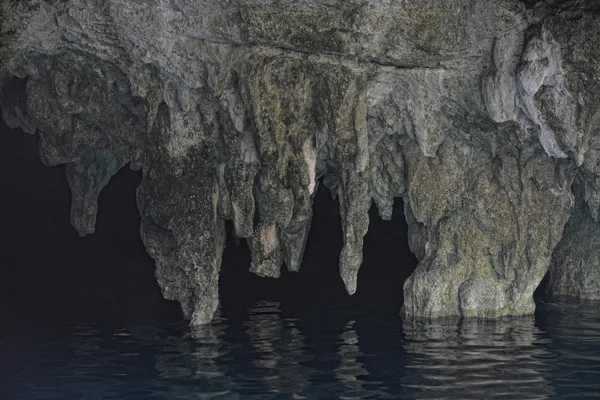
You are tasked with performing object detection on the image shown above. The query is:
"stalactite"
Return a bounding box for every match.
[2,0,600,325]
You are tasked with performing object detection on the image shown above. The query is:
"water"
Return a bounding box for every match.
[2,299,600,400]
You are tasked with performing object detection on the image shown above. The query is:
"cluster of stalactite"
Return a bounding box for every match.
[1,0,600,325]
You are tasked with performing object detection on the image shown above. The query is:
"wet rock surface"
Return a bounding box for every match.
[1,0,600,325]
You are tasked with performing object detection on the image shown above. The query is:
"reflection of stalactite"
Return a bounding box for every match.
[152,313,235,398]
[245,301,282,370]
[402,317,555,399]
[334,320,376,398]
[244,300,314,397]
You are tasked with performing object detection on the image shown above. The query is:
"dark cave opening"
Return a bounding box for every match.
[0,120,179,325]
[0,115,417,325]
[535,269,550,298]
[218,180,418,320]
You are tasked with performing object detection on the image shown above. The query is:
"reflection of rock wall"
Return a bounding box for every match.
[2,1,600,325]
[402,317,555,398]
[536,300,600,396]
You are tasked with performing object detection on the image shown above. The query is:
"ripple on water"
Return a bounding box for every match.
[1,299,600,399]
[401,316,556,399]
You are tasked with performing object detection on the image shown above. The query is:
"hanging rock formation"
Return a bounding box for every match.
[1,0,600,325]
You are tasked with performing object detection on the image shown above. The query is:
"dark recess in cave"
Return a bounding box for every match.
[0,114,418,325]
[219,179,418,321]
[0,119,179,325]
[535,269,551,298]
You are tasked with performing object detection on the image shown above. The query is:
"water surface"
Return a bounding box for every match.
[2,299,599,399]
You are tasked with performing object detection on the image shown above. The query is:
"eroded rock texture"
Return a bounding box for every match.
[2,0,600,324]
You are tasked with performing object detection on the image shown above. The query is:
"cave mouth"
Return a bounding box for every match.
[0,116,417,325]
[219,180,418,320]
[0,119,179,325]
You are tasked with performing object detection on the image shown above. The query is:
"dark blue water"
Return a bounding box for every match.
[2,299,600,400]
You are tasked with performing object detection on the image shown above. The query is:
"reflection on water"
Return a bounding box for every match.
[335,320,377,399]
[402,317,555,399]
[537,300,600,399]
[153,314,233,398]
[243,301,315,397]
[1,300,600,399]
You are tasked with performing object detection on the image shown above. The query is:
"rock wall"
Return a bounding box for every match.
[1,0,600,325]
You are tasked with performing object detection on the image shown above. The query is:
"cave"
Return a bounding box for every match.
[0,118,180,325]
[219,179,418,320]
[4,2,600,398]
[0,117,417,324]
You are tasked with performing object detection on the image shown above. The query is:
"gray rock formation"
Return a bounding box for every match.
[1,0,600,325]
[549,181,600,300]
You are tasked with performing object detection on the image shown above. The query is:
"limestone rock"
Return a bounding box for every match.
[549,182,600,300]
[1,0,600,325]
[546,11,600,302]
